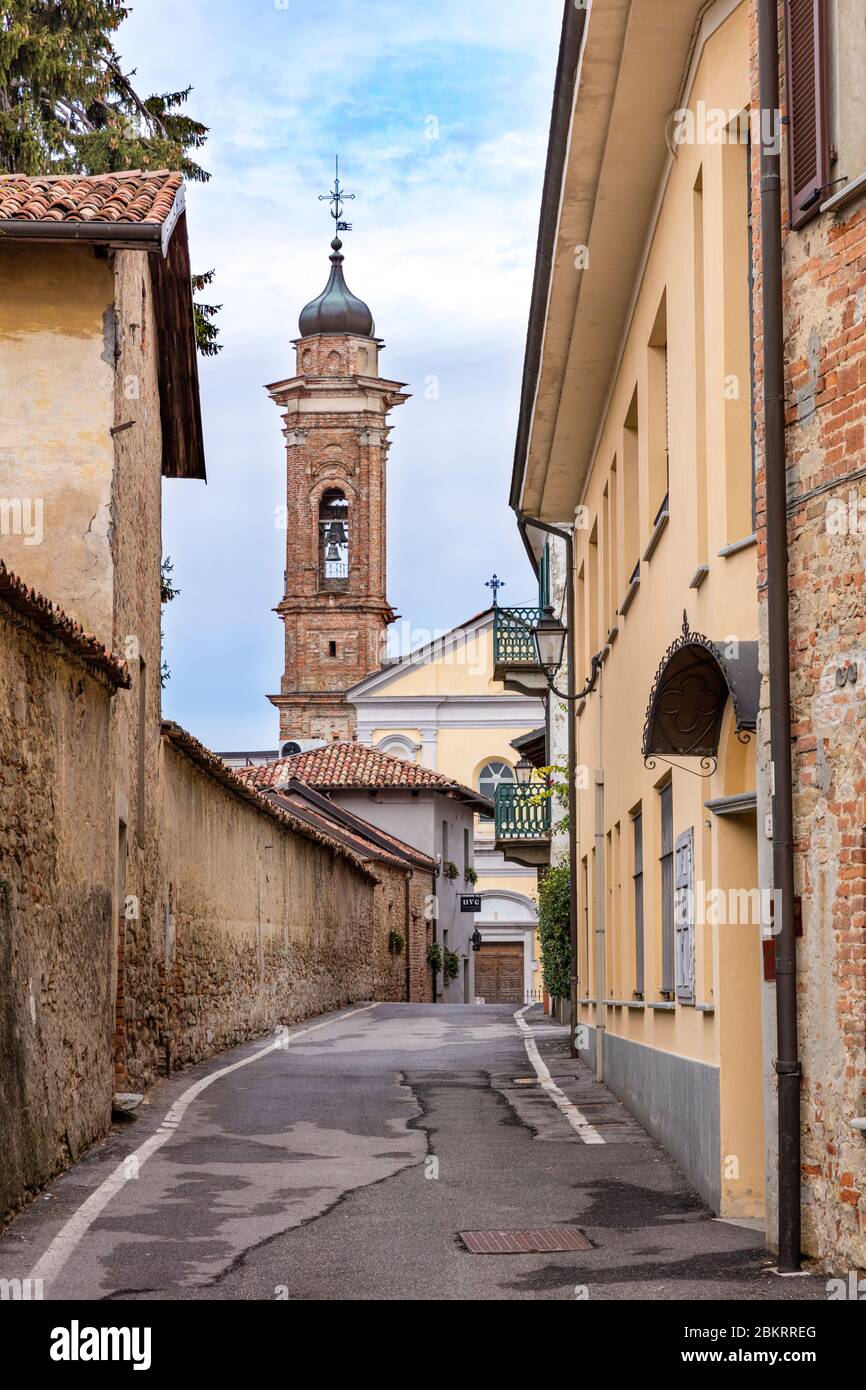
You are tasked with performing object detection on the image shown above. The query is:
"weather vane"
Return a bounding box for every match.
[319,154,355,233]
[485,574,506,607]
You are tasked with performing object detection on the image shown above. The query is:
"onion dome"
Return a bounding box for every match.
[299,237,374,338]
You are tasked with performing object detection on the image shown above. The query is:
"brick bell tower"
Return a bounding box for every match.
[267,166,408,745]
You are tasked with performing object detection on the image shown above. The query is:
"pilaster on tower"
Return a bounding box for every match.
[265,213,408,747]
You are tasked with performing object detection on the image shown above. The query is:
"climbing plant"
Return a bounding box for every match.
[537,861,571,1000]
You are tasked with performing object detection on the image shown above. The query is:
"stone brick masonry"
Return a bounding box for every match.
[750,0,866,1267]
[267,330,408,744]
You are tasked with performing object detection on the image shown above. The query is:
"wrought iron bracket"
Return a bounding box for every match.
[643,753,718,779]
[548,651,604,703]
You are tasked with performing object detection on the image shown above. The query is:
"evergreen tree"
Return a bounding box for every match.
[0,1,220,354]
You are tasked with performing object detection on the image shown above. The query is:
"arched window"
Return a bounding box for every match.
[319,489,349,586]
[477,760,515,820]
[378,736,418,763]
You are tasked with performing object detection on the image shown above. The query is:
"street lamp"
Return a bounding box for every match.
[533,603,602,702]
[534,604,567,679]
[515,756,533,786]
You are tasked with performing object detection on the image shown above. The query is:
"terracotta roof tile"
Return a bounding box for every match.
[0,560,130,687]
[235,742,492,812]
[0,171,182,226]
[267,782,438,872]
[160,723,380,882]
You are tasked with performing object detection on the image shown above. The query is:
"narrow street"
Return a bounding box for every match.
[0,1006,823,1302]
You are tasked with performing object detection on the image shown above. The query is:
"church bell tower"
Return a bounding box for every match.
[267,164,408,745]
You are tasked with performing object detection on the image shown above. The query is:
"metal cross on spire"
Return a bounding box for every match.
[485,574,506,607]
[318,155,356,233]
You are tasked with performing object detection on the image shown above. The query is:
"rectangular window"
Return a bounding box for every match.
[632,809,645,998]
[659,783,674,996]
[623,388,640,588]
[577,563,587,684]
[605,463,618,632]
[442,820,449,867]
[827,0,866,193]
[328,640,337,658]
[588,523,599,666]
[647,291,669,526]
[722,133,755,543]
[693,168,708,563]
[785,0,830,228]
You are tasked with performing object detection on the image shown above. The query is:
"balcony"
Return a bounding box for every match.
[492,606,548,696]
[494,784,551,868]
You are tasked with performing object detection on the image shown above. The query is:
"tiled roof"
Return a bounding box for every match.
[270,795,412,871]
[267,781,438,872]
[161,723,380,881]
[0,560,130,688]
[235,742,492,811]
[0,171,182,225]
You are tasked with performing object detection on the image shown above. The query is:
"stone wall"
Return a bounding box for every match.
[0,591,121,1222]
[750,0,866,1268]
[155,730,409,1076]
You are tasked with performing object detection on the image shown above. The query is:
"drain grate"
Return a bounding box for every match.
[511,1077,539,1085]
[459,1227,593,1255]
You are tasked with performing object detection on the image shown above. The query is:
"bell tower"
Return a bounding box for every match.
[267,164,408,744]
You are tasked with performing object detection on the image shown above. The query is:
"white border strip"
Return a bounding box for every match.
[514,1005,604,1145]
[28,1005,378,1287]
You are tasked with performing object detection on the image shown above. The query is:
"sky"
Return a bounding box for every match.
[118,0,562,750]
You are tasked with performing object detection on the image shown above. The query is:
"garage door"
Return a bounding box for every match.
[474,943,524,1004]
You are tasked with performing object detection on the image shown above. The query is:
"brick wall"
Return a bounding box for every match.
[750,0,866,1268]
[269,330,404,743]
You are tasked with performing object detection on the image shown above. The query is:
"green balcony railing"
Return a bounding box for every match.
[494,784,551,842]
[493,606,542,667]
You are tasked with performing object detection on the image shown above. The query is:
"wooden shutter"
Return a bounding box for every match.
[660,784,675,995]
[674,828,695,1005]
[784,0,830,228]
[538,541,550,609]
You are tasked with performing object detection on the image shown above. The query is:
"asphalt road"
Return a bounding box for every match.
[0,1003,826,1301]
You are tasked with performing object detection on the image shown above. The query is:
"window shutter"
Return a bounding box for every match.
[674,827,695,1005]
[784,0,830,228]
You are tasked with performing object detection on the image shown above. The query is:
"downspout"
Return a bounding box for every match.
[757,0,801,1272]
[404,869,412,1002]
[517,514,579,1056]
[594,668,605,1083]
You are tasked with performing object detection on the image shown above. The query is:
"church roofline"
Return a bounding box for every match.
[346,608,499,698]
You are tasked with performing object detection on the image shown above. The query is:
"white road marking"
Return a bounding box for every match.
[28,1004,378,1288]
[514,1006,605,1145]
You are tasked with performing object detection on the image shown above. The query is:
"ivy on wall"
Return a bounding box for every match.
[537,861,571,1000]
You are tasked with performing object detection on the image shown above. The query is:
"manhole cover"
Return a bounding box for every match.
[459,1227,593,1254]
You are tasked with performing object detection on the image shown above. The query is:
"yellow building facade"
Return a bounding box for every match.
[349,610,547,1003]
[507,0,764,1217]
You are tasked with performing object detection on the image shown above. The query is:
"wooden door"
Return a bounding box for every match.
[474,943,524,1004]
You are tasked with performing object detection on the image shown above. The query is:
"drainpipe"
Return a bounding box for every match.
[516,513,579,1056]
[594,674,605,1083]
[404,870,412,1002]
[757,0,801,1273]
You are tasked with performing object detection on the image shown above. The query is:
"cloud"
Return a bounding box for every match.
[120,0,560,749]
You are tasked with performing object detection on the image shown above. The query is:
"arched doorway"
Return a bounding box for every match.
[473,890,538,1004]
